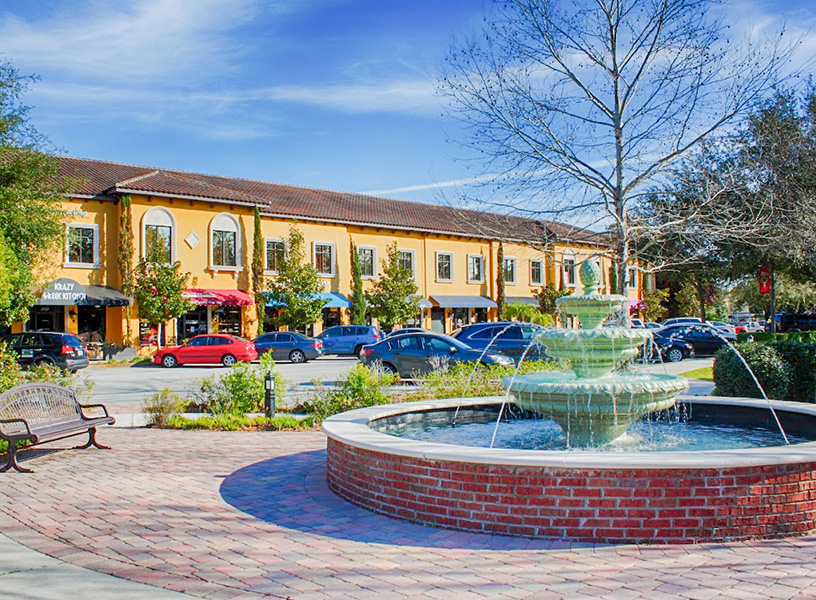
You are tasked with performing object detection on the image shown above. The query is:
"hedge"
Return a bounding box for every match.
[736,331,816,344]
[768,341,816,403]
[713,342,791,400]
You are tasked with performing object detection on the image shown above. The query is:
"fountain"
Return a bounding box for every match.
[323,259,816,543]
[505,257,688,446]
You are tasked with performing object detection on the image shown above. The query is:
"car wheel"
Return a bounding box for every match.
[380,362,398,375]
[666,347,684,363]
[221,354,237,367]
[289,349,306,364]
[162,354,178,368]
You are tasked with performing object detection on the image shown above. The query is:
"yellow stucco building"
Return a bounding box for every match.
[15,157,647,354]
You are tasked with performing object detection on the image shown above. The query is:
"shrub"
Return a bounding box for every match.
[143,388,186,427]
[737,331,816,344]
[165,414,313,431]
[191,353,284,416]
[713,342,790,400]
[0,342,21,393]
[24,362,95,401]
[768,341,816,403]
[303,363,396,423]
[416,359,563,401]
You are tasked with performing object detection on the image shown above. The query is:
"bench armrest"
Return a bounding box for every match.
[0,418,33,439]
[78,403,111,419]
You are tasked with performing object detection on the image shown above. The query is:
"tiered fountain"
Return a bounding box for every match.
[505,257,688,446]
[323,258,816,543]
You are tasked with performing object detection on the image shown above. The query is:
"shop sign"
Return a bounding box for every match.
[61,208,88,217]
[38,278,88,305]
[758,266,771,295]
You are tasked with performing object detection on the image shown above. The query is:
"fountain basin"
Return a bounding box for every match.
[323,396,816,543]
[536,328,653,377]
[506,372,688,446]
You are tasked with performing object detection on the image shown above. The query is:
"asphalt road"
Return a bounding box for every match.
[84,356,361,412]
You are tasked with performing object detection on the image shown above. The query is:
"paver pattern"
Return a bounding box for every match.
[2,428,816,599]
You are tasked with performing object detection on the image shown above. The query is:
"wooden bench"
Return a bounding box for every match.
[0,383,115,473]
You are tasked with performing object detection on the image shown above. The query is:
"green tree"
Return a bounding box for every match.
[729,273,816,315]
[251,206,265,332]
[132,250,194,349]
[641,288,669,323]
[368,242,420,331]
[504,301,553,326]
[496,241,505,320]
[266,226,326,330]
[0,60,66,326]
[118,195,135,342]
[534,283,570,318]
[349,242,367,325]
[0,233,16,321]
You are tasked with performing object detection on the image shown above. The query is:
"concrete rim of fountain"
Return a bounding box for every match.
[322,395,816,469]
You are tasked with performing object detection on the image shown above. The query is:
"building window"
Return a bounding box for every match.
[398,249,415,278]
[358,246,376,278]
[210,213,241,269]
[503,257,517,284]
[467,255,484,283]
[142,207,175,262]
[627,267,638,289]
[314,242,335,276]
[265,239,285,273]
[65,224,98,266]
[563,254,576,286]
[436,252,453,282]
[530,259,543,285]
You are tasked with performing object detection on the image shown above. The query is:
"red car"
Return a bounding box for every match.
[153,334,258,368]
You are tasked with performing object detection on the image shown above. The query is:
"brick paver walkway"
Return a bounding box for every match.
[2,428,816,599]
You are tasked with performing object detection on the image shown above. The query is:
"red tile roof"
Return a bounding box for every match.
[56,156,607,246]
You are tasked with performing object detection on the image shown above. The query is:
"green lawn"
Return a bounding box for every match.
[679,366,713,381]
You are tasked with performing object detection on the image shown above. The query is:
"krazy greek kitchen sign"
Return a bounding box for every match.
[38,278,88,305]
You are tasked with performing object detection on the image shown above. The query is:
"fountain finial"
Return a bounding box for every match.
[580,257,602,295]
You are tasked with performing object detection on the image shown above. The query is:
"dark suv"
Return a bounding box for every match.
[317,325,382,357]
[3,332,89,372]
[452,321,548,362]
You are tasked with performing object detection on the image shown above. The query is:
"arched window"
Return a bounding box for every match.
[210,213,242,269]
[141,207,176,262]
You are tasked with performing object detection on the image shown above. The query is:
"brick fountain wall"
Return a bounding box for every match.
[326,437,816,543]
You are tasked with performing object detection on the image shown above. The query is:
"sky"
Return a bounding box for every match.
[1,0,815,213]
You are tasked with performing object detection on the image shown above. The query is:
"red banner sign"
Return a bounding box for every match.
[759,266,771,295]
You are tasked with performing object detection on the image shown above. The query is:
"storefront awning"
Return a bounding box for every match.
[264,292,351,308]
[416,296,433,309]
[431,295,498,309]
[183,289,253,306]
[507,296,539,306]
[79,285,130,307]
[35,278,87,305]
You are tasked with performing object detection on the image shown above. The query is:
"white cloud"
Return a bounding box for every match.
[0,0,260,82]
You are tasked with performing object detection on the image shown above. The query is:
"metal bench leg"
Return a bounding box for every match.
[73,427,110,450]
[0,443,33,474]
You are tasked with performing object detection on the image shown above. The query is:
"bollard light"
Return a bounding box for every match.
[264,371,275,418]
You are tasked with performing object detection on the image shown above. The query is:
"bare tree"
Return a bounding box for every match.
[441,0,798,292]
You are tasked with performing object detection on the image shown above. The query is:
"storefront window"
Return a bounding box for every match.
[215,306,241,336]
[28,306,64,332]
[177,306,208,342]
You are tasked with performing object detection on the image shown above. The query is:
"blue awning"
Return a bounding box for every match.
[430,295,498,309]
[264,292,351,308]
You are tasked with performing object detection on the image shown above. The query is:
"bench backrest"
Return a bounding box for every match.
[0,383,82,434]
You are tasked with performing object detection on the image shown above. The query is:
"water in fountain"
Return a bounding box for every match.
[502,257,688,446]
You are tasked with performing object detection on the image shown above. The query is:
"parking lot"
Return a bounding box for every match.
[85,356,361,414]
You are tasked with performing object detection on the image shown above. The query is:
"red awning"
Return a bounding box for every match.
[183,289,253,306]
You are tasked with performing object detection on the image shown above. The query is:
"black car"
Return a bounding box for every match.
[452,321,548,362]
[3,331,89,372]
[253,332,324,363]
[653,323,736,359]
[359,332,514,378]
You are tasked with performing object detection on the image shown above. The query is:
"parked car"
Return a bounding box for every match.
[385,328,431,338]
[253,332,323,363]
[359,332,514,378]
[653,323,736,358]
[639,335,694,363]
[2,331,89,372]
[317,325,382,357]
[706,321,737,335]
[734,321,766,334]
[777,313,816,332]
[661,317,704,327]
[451,321,548,362]
[154,334,258,367]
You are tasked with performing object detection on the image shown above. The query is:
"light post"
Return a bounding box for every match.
[264,371,275,418]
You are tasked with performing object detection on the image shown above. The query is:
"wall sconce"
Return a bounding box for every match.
[69,310,77,317]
